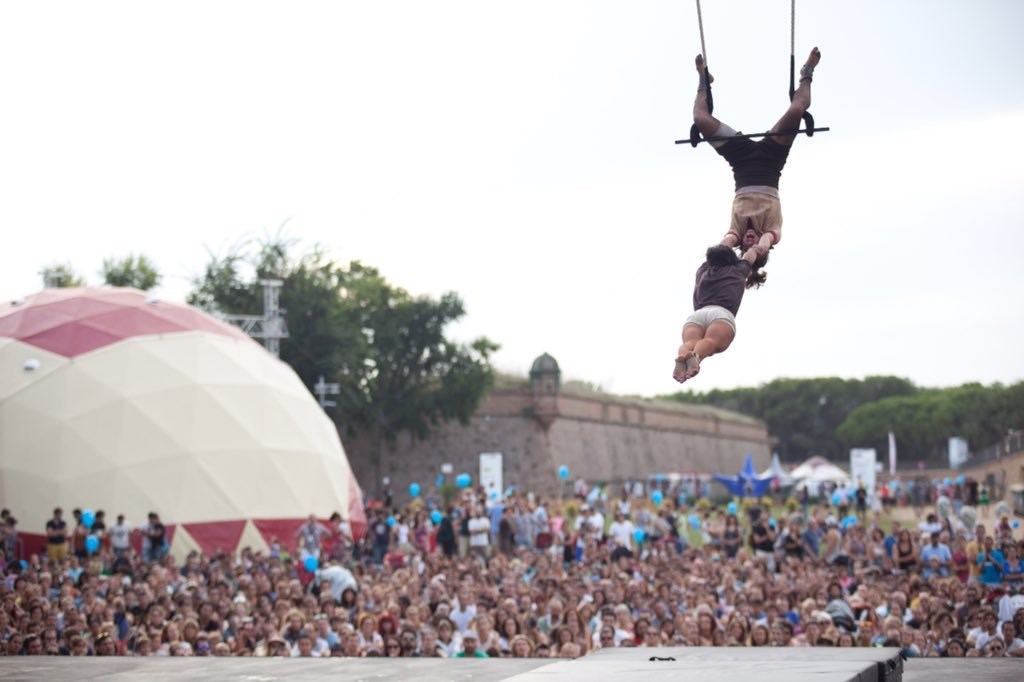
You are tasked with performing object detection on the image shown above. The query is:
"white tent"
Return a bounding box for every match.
[759,452,794,486]
[0,288,366,558]
[790,456,851,491]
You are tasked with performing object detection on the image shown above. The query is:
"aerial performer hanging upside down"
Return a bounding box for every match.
[692,47,821,261]
[672,244,766,384]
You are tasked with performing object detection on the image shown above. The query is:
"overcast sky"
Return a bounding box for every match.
[2,0,1022,398]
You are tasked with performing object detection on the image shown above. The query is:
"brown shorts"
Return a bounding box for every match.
[47,542,68,563]
[725,192,783,246]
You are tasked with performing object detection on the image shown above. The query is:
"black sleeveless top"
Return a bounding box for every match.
[897,544,915,570]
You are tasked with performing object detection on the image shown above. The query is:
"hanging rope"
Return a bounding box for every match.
[789,0,816,136]
[689,0,712,147]
[697,0,708,67]
[790,0,795,61]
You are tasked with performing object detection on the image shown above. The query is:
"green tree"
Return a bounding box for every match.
[188,243,260,315]
[39,263,85,288]
[189,237,498,488]
[837,381,1024,465]
[666,376,917,462]
[333,262,498,484]
[100,254,161,290]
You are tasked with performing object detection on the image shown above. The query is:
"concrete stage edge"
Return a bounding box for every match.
[1,648,1017,681]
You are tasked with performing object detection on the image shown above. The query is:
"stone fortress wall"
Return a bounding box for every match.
[344,354,772,501]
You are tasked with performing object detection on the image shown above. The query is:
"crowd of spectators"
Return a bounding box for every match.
[1,480,1023,661]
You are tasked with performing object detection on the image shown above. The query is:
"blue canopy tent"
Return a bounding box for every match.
[712,453,773,498]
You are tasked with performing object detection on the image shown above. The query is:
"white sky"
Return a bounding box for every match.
[2,0,1022,397]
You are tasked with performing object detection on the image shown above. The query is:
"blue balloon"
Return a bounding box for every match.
[409,482,421,497]
[943,477,952,487]
[456,473,471,489]
[558,465,569,480]
[651,490,663,505]
[430,510,443,524]
[85,534,100,554]
[386,516,396,528]
[19,560,28,571]
[831,492,842,506]
[956,475,965,485]
[1013,521,1020,529]
[490,491,499,500]
[688,514,701,531]
[768,518,776,529]
[303,555,319,572]
[727,502,737,515]
[436,474,445,487]
[81,509,95,529]
[633,528,645,543]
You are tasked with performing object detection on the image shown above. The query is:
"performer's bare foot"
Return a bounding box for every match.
[695,55,714,85]
[800,48,820,80]
[672,356,689,384]
[684,353,701,380]
[672,352,701,384]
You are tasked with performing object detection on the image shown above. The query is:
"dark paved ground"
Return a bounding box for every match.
[0,647,1018,681]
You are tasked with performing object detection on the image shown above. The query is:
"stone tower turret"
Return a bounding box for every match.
[529,352,560,429]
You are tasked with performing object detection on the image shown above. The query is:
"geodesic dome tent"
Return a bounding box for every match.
[0,288,365,559]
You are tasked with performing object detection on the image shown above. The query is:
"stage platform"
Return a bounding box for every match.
[0,647,1017,681]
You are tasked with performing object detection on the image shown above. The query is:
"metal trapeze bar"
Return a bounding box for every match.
[675,126,830,145]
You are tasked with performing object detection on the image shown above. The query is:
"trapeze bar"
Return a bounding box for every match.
[675,126,830,145]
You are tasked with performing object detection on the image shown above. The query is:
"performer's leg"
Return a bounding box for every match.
[673,323,705,383]
[769,47,820,146]
[692,320,737,364]
[693,55,724,139]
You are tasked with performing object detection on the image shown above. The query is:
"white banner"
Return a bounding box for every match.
[888,431,897,476]
[479,452,503,505]
[948,437,969,469]
[850,448,878,493]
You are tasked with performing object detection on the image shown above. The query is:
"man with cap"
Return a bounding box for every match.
[454,630,488,658]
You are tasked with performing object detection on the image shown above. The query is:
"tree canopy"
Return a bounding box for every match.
[39,263,85,288]
[188,238,498,478]
[664,376,1024,465]
[101,254,161,290]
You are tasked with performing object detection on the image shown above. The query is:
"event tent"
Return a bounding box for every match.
[759,452,795,486]
[0,288,365,559]
[790,456,851,491]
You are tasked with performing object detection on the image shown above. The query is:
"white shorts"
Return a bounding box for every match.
[684,305,736,332]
